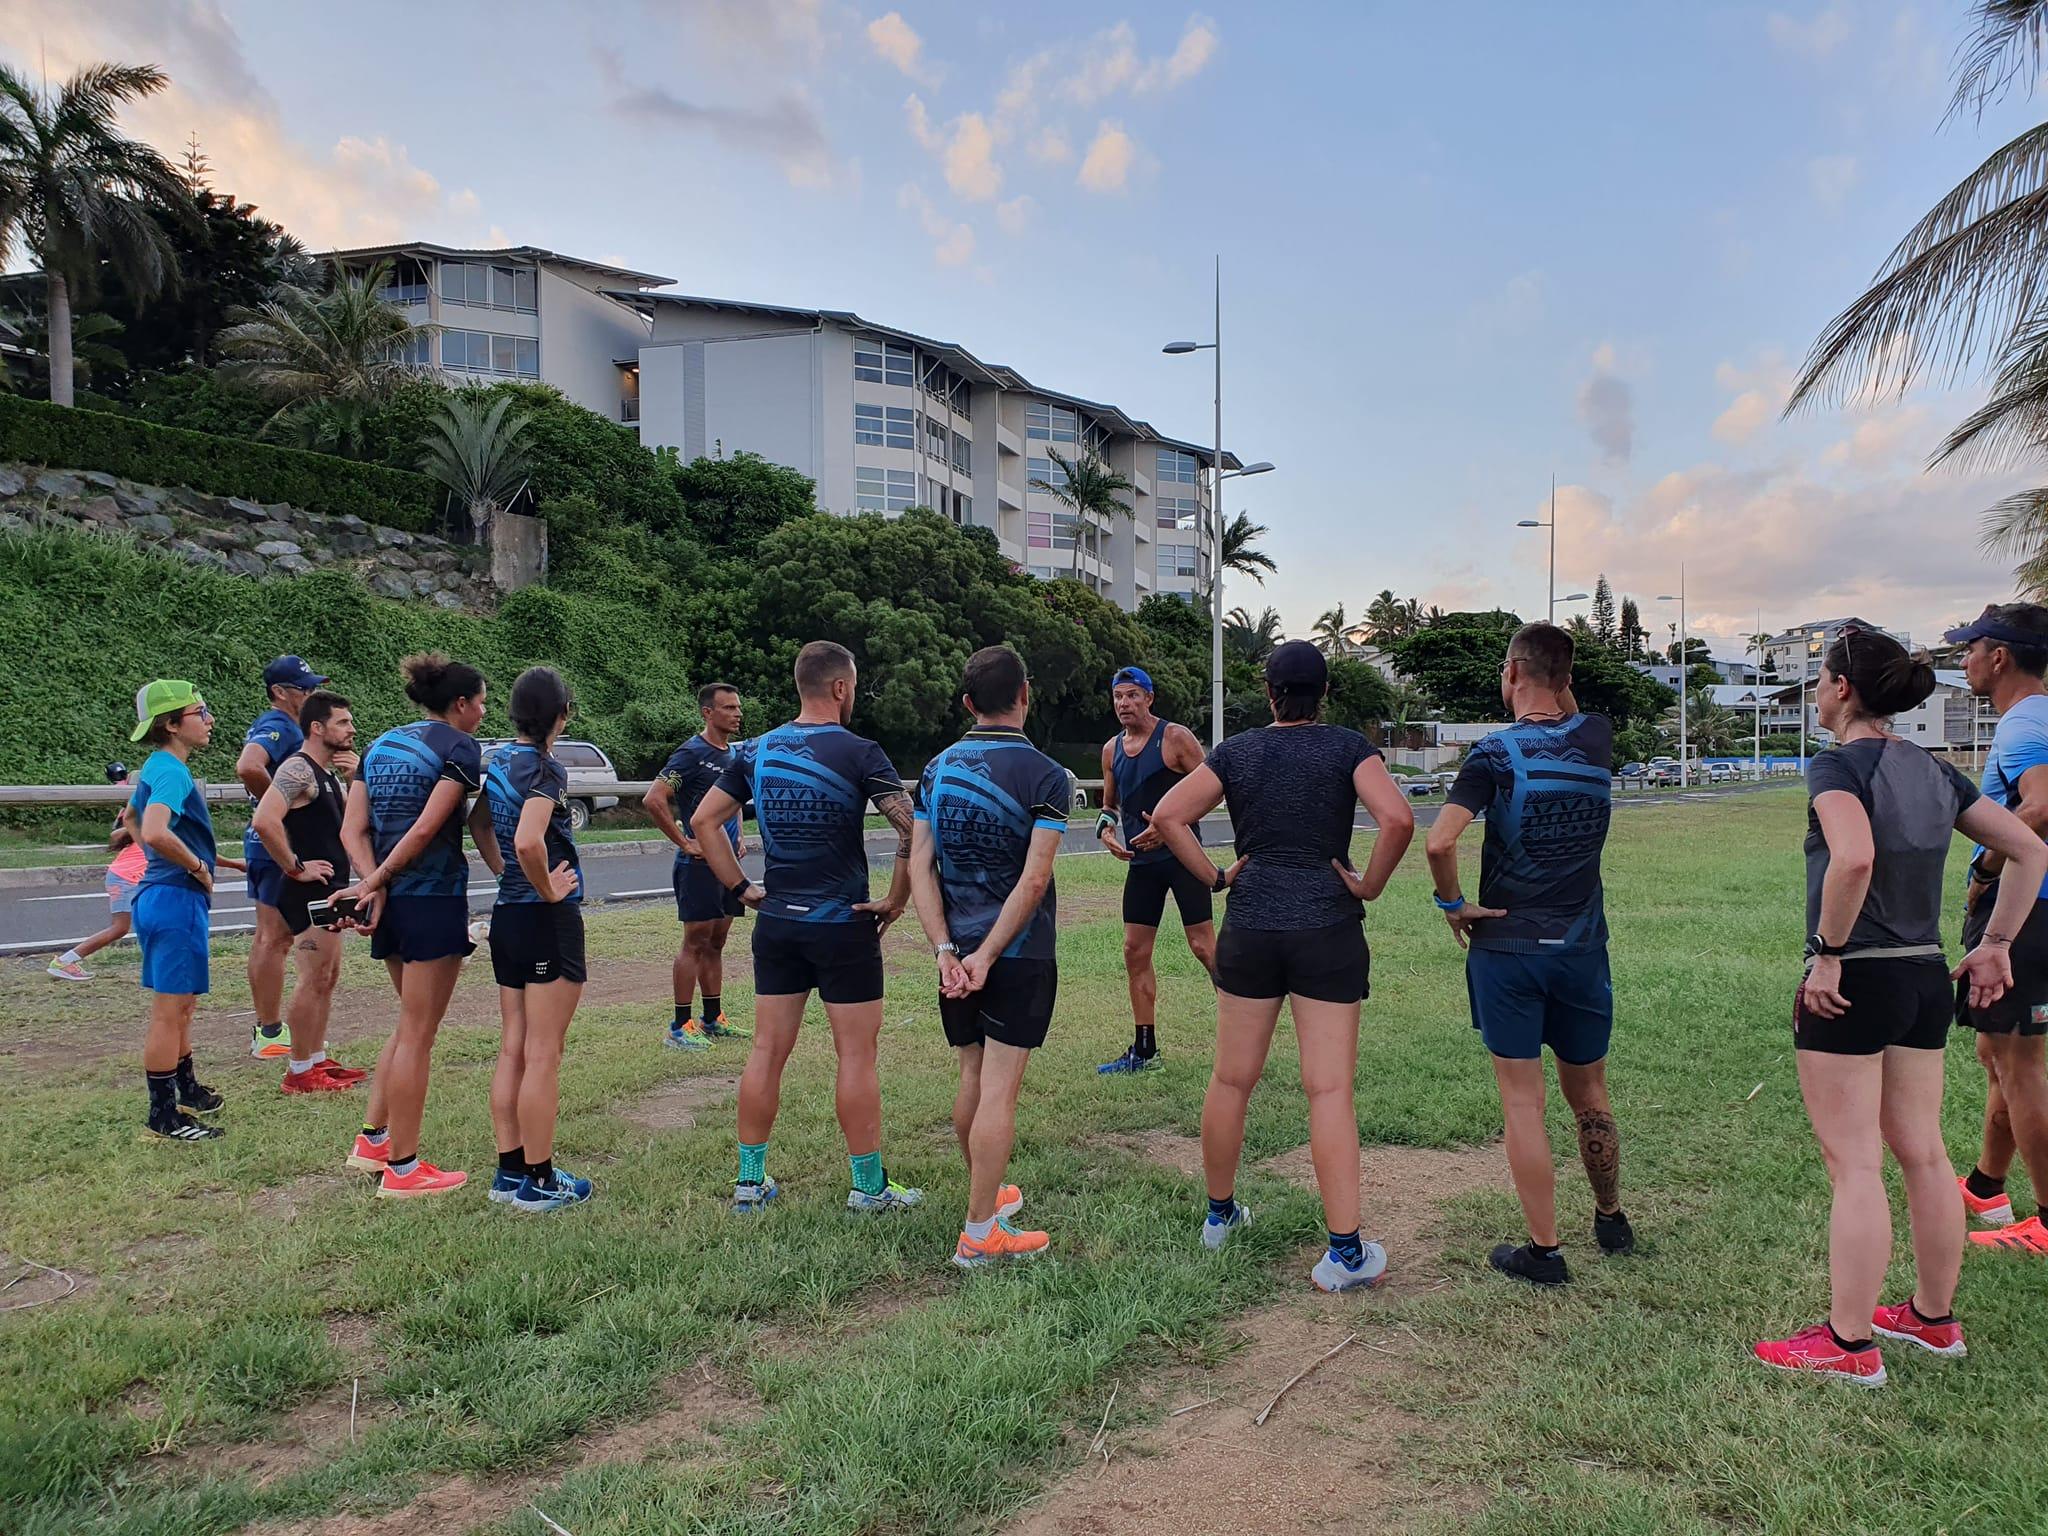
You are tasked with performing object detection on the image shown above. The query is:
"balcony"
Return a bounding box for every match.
[620,397,641,423]
[997,479,1024,511]
[375,283,431,308]
[995,422,1022,457]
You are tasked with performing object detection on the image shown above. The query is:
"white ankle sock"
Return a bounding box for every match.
[965,1215,996,1241]
[289,1057,313,1075]
[309,1050,328,1066]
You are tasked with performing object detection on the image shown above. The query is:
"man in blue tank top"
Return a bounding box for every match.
[692,640,924,1216]
[1095,666,1214,1074]
[1427,621,1633,1288]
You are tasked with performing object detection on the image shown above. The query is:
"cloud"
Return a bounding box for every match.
[1457,269,1545,347]
[866,10,936,84]
[1063,16,1218,103]
[1711,354,1794,445]
[1807,153,1859,213]
[996,195,1035,235]
[899,183,975,267]
[1767,5,1851,58]
[1077,121,1140,193]
[687,0,828,66]
[1820,403,1933,471]
[1577,345,1634,465]
[903,95,1002,201]
[598,49,834,188]
[1028,126,1072,164]
[1136,17,1219,91]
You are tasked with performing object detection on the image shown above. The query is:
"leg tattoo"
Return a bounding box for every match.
[1577,1108,1621,1214]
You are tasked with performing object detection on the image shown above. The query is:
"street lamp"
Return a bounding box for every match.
[1515,474,1562,620]
[1657,569,1689,788]
[1164,258,1272,747]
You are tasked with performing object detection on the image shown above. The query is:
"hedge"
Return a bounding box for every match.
[0,394,442,531]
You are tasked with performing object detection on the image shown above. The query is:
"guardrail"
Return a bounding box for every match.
[0,777,1116,808]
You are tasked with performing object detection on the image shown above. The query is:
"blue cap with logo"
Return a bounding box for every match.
[262,655,328,691]
[1111,665,1155,694]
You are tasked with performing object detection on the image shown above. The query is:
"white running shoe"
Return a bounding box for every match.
[1311,1241,1388,1293]
[1201,1203,1253,1251]
[847,1180,924,1213]
[46,956,91,981]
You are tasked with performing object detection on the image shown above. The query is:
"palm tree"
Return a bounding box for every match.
[418,393,531,543]
[1030,447,1133,561]
[0,62,188,407]
[1219,510,1276,584]
[1312,603,1350,654]
[1225,604,1282,664]
[1662,687,1741,757]
[216,260,436,454]
[1785,2,2048,586]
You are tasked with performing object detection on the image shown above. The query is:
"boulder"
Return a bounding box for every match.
[113,487,163,515]
[226,497,269,522]
[335,514,368,531]
[431,590,466,610]
[128,513,176,538]
[34,470,84,499]
[195,527,241,550]
[0,467,25,498]
[331,532,374,555]
[418,549,457,570]
[170,486,231,519]
[379,551,417,571]
[372,525,413,548]
[76,496,125,525]
[0,512,26,533]
[271,552,315,576]
[79,470,121,490]
[368,570,413,600]
[252,520,297,540]
[173,540,230,571]
[411,571,438,596]
[253,539,303,558]
[227,549,268,578]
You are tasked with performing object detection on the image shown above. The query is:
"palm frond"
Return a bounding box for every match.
[1948,0,2048,122]
[1930,308,2048,469]
[1978,483,2048,596]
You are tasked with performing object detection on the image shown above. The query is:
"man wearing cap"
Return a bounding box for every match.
[237,656,352,1062]
[1950,602,2048,1257]
[1096,665,1214,1074]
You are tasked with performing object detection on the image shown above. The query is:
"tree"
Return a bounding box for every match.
[1389,608,1522,719]
[1365,588,1424,643]
[1219,510,1276,584]
[1312,603,1350,653]
[1619,596,1645,659]
[0,306,124,393]
[676,450,818,549]
[1665,635,1713,669]
[1224,604,1281,665]
[1662,687,1742,756]
[418,393,532,542]
[0,62,188,407]
[1592,574,1618,651]
[1567,642,1677,730]
[1031,447,1133,563]
[1326,653,1396,733]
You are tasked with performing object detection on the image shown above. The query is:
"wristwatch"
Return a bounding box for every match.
[934,941,959,957]
[1805,933,1849,959]
[1211,865,1230,893]
[726,877,754,901]
[1433,892,1466,912]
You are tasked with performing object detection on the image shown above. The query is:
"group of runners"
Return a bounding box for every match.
[87,601,2048,1371]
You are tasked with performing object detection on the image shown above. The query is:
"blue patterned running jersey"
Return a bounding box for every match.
[131,750,216,892]
[484,743,583,904]
[658,733,742,869]
[241,706,303,869]
[361,720,483,898]
[714,722,901,923]
[915,727,1070,959]
[1446,713,1613,954]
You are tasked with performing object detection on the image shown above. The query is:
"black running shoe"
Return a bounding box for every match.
[1489,1241,1569,1287]
[1595,1209,1635,1256]
[148,1105,225,1142]
[177,1079,224,1114]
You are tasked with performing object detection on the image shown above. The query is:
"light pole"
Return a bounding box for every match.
[1657,567,1689,788]
[1164,258,1273,747]
[1515,474,1560,620]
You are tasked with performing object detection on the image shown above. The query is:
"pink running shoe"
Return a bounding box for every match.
[1871,1301,1966,1358]
[1752,1324,1886,1386]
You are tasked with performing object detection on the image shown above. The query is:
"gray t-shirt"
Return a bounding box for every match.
[1804,738,1979,956]
[1207,724,1379,930]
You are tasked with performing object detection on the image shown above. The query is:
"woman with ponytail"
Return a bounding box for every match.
[1755,628,2048,1384]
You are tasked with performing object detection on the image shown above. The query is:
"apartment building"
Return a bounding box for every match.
[323,243,674,420]
[602,293,1241,610]
[1760,616,1907,684]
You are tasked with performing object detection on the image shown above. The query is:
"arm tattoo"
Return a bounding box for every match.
[1575,1109,1621,1215]
[271,755,317,807]
[875,790,916,860]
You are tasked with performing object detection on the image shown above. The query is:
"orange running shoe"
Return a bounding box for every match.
[953,1217,1050,1269]
[282,1065,352,1095]
[377,1160,469,1200]
[1970,1214,2048,1253]
[1959,1176,2015,1228]
[345,1132,392,1172]
[996,1184,1023,1219]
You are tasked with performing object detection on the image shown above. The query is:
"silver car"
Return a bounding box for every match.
[480,738,621,831]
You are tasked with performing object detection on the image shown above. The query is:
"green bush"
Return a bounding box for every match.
[0,394,442,530]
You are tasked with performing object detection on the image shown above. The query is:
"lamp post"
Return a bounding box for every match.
[1515,474,1561,620]
[1164,258,1274,747]
[1657,567,1689,788]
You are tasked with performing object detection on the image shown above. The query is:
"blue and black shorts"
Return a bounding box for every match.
[1466,946,1612,1064]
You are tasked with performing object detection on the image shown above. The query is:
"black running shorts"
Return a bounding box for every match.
[489,901,588,988]
[753,913,884,1004]
[1215,917,1369,1004]
[1796,956,1950,1054]
[276,874,344,937]
[1957,893,2048,1037]
[1123,858,1214,929]
[369,894,473,965]
[940,957,1057,1050]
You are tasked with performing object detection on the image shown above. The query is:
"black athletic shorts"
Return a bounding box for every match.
[940,957,1057,1050]
[674,857,745,924]
[753,913,884,1004]
[489,901,587,988]
[370,893,473,965]
[1215,917,1369,1004]
[1123,858,1214,929]
[277,875,344,937]
[1957,892,2048,1037]
[1795,956,1950,1054]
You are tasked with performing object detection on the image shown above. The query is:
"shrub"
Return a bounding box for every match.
[0,394,441,530]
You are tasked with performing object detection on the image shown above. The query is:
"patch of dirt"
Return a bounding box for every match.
[0,1251,93,1312]
[622,1073,740,1132]
[242,1174,334,1225]
[1087,1129,1205,1179]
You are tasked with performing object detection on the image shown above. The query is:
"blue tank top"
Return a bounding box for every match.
[1113,719,1183,867]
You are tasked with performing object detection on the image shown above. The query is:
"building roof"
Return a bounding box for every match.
[324,243,675,288]
[1762,671,1970,704]
[605,291,1245,469]
[1762,616,1894,647]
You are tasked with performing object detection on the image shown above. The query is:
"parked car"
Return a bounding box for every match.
[480,738,621,831]
[1620,761,1647,779]
[1705,761,1740,784]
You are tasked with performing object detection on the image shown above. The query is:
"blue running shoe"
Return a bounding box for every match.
[1202,1202,1253,1251]
[488,1168,524,1204]
[733,1175,779,1213]
[1311,1241,1388,1293]
[665,1021,709,1051]
[511,1172,593,1213]
[846,1179,924,1213]
[549,1165,592,1201]
[1097,1047,1160,1075]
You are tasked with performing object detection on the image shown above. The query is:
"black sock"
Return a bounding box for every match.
[1965,1165,2006,1200]
[146,1070,176,1115]
[174,1053,200,1088]
[498,1147,525,1176]
[1328,1228,1364,1266]
[1595,1208,1629,1224]
[1208,1194,1236,1222]
[1828,1323,1873,1352]
[1133,1025,1156,1058]
[1530,1240,1562,1260]
[1909,1298,1955,1327]
[702,993,721,1021]
[528,1157,554,1188]
[672,1005,688,1030]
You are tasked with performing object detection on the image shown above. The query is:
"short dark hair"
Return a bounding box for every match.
[299,690,351,732]
[698,681,738,709]
[1826,628,1936,718]
[1507,621,1574,687]
[794,640,855,698]
[962,645,1027,716]
[401,652,486,713]
[509,665,573,740]
[1988,602,2048,677]
[145,712,186,747]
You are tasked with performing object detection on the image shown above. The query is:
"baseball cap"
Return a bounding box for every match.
[263,654,328,691]
[1111,665,1155,694]
[1266,639,1329,693]
[1943,604,2048,648]
[130,679,205,742]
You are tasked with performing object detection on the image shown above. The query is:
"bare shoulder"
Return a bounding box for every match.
[1164,722,1206,763]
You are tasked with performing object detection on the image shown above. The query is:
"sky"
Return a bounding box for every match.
[3,0,2042,660]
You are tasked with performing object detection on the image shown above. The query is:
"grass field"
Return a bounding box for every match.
[2,788,2045,1536]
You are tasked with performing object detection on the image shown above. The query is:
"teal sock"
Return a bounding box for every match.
[737,1140,768,1185]
[849,1150,885,1196]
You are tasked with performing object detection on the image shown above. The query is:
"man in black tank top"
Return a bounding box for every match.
[1095,666,1216,1074]
[248,691,366,1095]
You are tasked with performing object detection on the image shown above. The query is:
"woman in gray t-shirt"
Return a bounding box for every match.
[1150,641,1415,1294]
[1757,628,2045,1384]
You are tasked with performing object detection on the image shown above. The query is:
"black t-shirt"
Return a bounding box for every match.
[1805,738,1979,953]
[1206,724,1380,929]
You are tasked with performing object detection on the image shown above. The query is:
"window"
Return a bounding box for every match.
[1157,542,1198,579]
[885,342,914,387]
[854,339,884,383]
[925,415,949,460]
[514,337,539,376]
[951,430,971,473]
[1026,401,1079,443]
[1028,564,1055,580]
[439,261,538,312]
[1027,455,1068,492]
[441,329,539,377]
[957,494,971,522]
[886,406,915,450]
[491,333,516,375]
[515,268,536,311]
[887,468,917,510]
[1157,494,1198,529]
[1028,511,1052,548]
[856,466,887,511]
[949,375,972,417]
[1158,448,1200,485]
[389,333,431,368]
[557,743,605,769]
[854,402,884,446]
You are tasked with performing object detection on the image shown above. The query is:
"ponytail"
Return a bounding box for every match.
[1824,630,1935,719]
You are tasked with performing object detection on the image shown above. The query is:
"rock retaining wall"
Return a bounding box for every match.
[0,462,492,610]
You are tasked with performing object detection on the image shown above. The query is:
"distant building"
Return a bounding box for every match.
[1758,668,1984,750]
[1760,617,1907,685]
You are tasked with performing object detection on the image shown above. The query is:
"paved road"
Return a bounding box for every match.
[0,782,1779,956]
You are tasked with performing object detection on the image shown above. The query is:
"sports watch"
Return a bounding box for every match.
[1805,933,1849,959]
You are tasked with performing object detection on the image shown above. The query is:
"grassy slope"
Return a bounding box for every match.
[0,788,2043,1535]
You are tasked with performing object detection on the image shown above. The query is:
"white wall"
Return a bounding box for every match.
[536,267,647,419]
[704,332,821,484]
